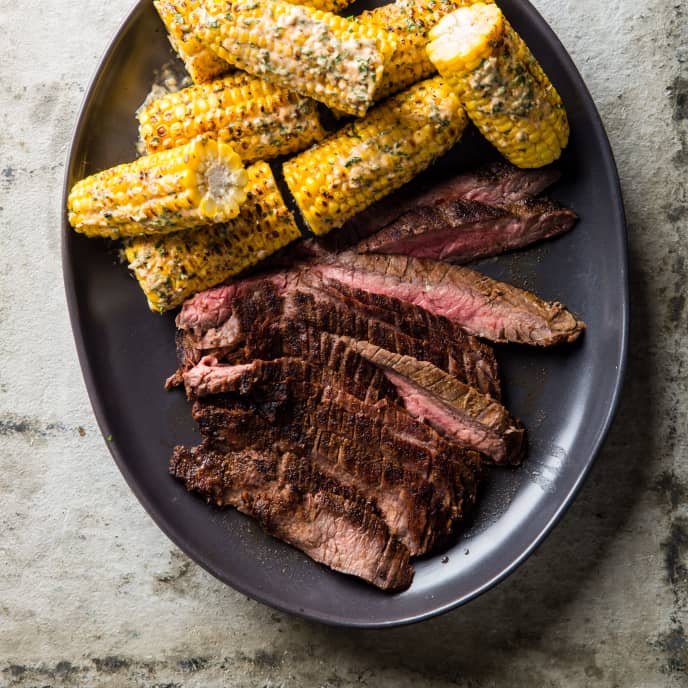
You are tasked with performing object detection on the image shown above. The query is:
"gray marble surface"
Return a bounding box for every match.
[0,0,686,685]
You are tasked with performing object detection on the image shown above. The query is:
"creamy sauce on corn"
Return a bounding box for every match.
[469,55,539,119]
[205,2,382,114]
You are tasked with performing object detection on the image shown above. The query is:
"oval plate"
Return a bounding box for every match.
[62,0,628,627]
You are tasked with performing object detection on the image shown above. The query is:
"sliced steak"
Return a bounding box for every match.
[171,445,413,590]
[316,162,562,250]
[313,253,585,346]
[355,197,578,263]
[174,273,501,398]
[191,380,482,555]
[342,339,526,465]
[180,335,401,405]
[410,162,562,207]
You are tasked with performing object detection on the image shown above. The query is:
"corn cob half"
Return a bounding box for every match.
[427,2,569,168]
[125,161,301,312]
[155,0,359,84]
[138,73,326,162]
[68,137,248,238]
[283,76,468,235]
[154,1,233,84]
[360,0,480,101]
[189,0,396,116]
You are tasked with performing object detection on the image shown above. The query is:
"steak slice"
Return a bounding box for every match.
[355,197,578,263]
[341,339,526,465]
[180,333,401,405]
[313,253,585,346]
[171,445,413,590]
[174,273,501,398]
[316,162,562,250]
[191,379,482,554]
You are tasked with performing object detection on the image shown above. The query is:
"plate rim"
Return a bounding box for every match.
[61,0,629,628]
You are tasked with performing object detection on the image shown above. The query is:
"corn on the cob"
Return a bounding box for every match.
[189,0,396,116]
[138,74,326,162]
[68,137,248,238]
[155,0,359,84]
[427,2,569,168]
[283,76,468,235]
[154,1,233,83]
[360,0,480,101]
[125,161,301,312]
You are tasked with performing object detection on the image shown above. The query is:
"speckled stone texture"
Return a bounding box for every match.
[0,0,686,685]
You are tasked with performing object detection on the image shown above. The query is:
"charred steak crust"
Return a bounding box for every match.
[180,341,518,466]
[309,278,501,398]
[315,253,586,347]
[354,197,578,263]
[173,271,502,398]
[170,445,413,591]
[189,374,483,555]
[340,339,526,465]
[180,338,402,406]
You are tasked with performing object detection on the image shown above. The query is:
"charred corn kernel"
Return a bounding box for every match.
[283,76,468,235]
[125,161,301,312]
[154,1,233,83]
[138,74,326,161]
[360,0,482,101]
[427,3,569,168]
[190,0,396,116]
[68,137,248,238]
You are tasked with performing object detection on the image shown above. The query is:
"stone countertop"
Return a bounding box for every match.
[0,0,685,686]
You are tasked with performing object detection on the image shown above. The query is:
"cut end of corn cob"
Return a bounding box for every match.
[125,161,302,312]
[154,0,233,83]
[138,74,326,162]
[190,0,395,116]
[68,137,248,238]
[360,0,480,102]
[195,138,249,220]
[283,76,468,236]
[428,3,504,75]
[427,2,569,168]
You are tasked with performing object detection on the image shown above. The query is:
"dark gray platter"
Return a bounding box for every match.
[62,0,628,627]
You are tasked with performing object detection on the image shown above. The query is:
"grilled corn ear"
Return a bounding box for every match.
[283,76,468,235]
[427,2,569,168]
[138,74,326,162]
[190,0,395,116]
[154,1,233,83]
[155,0,359,84]
[125,161,301,312]
[68,137,248,238]
[360,0,481,101]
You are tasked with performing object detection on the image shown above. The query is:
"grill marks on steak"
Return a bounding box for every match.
[174,272,501,398]
[180,336,401,405]
[355,197,578,263]
[170,445,413,590]
[315,253,585,347]
[341,339,526,465]
[184,342,523,465]
[185,359,483,554]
